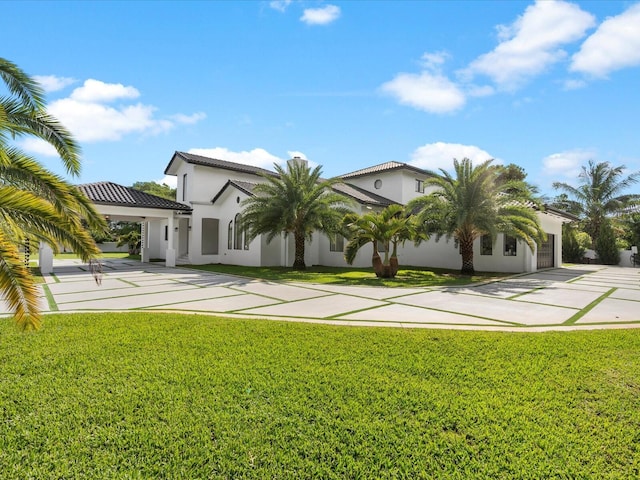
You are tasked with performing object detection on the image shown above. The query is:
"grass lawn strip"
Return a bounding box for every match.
[40,284,58,312]
[563,288,617,325]
[2,313,639,478]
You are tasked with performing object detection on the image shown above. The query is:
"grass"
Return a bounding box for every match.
[1,312,639,478]
[185,264,508,288]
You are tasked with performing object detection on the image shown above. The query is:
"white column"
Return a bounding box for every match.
[39,243,54,275]
[140,220,150,263]
[166,215,176,267]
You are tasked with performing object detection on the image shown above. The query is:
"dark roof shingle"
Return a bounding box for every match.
[333,183,396,207]
[79,182,191,211]
[165,151,276,177]
[341,161,430,179]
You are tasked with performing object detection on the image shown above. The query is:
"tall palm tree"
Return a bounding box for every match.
[343,204,423,278]
[553,160,640,247]
[408,158,545,275]
[241,160,351,269]
[1,57,107,329]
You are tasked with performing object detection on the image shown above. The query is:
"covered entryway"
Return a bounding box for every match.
[35,182,193,274]
[537,233,555,269]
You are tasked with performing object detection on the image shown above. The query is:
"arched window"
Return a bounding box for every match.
[227,221,233,250]
[234,213,243,250]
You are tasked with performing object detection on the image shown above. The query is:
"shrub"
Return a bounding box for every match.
[562,224,586,263]
[595,220,620,265]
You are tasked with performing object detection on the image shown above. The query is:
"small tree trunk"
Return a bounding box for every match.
[372,243,383,277]
[389,256,399,277]
[293,231,306,270]
[459,237,475,275]
[390,241,399,277]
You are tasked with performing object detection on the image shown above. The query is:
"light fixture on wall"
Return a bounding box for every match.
[174,227,179,231]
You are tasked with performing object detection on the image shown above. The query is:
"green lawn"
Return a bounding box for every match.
[1,313,638,478]
[185,264,507,288]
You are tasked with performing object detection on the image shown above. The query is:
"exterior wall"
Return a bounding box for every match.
[345,170,405,204]
[97,242,129,253]
[536,213,564,270]
[161,158,569,274]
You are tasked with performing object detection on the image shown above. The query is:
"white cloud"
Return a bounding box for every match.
[300,4,340,25]
[17,138,59,157]
[563,78,587,90]
[40,79,205,143]
[269,0,291,12]
[465,0,595,89]
[465,84,495,97]
[170,112,207,124]
[286,151,307,160]
[570,3,640,77]
[70,79,140,103]
[420,51,450,71]
[33,75,75,92]
[380,71,466,114]
[542,149,595,179]
[49,99,166,142]
[409,142,496,172]
[156,175,177,189]
[188,147,286,170]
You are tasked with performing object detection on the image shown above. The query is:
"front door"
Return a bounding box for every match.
[537,233,555,269]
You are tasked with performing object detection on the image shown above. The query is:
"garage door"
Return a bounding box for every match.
[537,233,555,269]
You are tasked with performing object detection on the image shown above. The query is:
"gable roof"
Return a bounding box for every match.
[341,161,431,179]
[333,183,396,207]
[164,151,276,177]
[211,180,258,204]
[211,178,396,208]
[79,182,192,211]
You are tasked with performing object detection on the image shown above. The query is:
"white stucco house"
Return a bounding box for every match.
[67,151,575,274]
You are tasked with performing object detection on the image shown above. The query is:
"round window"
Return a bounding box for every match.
[374,179,382,189]
[236,196,240,204]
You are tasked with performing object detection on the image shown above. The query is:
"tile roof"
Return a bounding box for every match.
[79,182,192,211]
[333,182,396,207]
[211,180,259,204]
[341,161,431,179]
[211,179,395,207]
[165,151,277,177]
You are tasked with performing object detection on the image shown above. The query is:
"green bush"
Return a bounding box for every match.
[562,224,586,263]
[595,220,620,265]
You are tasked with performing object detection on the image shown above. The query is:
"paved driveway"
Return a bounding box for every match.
[7,259,640,330]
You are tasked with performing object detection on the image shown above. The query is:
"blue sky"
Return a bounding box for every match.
[3,0,640,198]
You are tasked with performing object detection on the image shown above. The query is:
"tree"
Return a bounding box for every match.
[343,204,424,278]
[132,181,176,200]
[0,58,107,329]
[594,219,620,265]
[553,160,640,248]
[241,160,351,269]
[408,158,545,275]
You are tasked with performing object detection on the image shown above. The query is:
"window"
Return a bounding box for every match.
[182,174,187,201]
[234,213,249,250]
[480,235,493,255]
[227,221,233,249]
[374,179,382,189]
[201,218,219,255]
[504,235,517,256]
[329,234,344,252]
[164,225,168,241]
[415,179,425,193]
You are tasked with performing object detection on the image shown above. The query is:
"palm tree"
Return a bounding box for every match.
[343,204,423,278]
[553,160,640,247]
[408,158,545,275]
[1,57,107,329]
[241,160,351,269]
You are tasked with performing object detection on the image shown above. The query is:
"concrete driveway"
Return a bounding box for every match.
[8,259,640,331]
